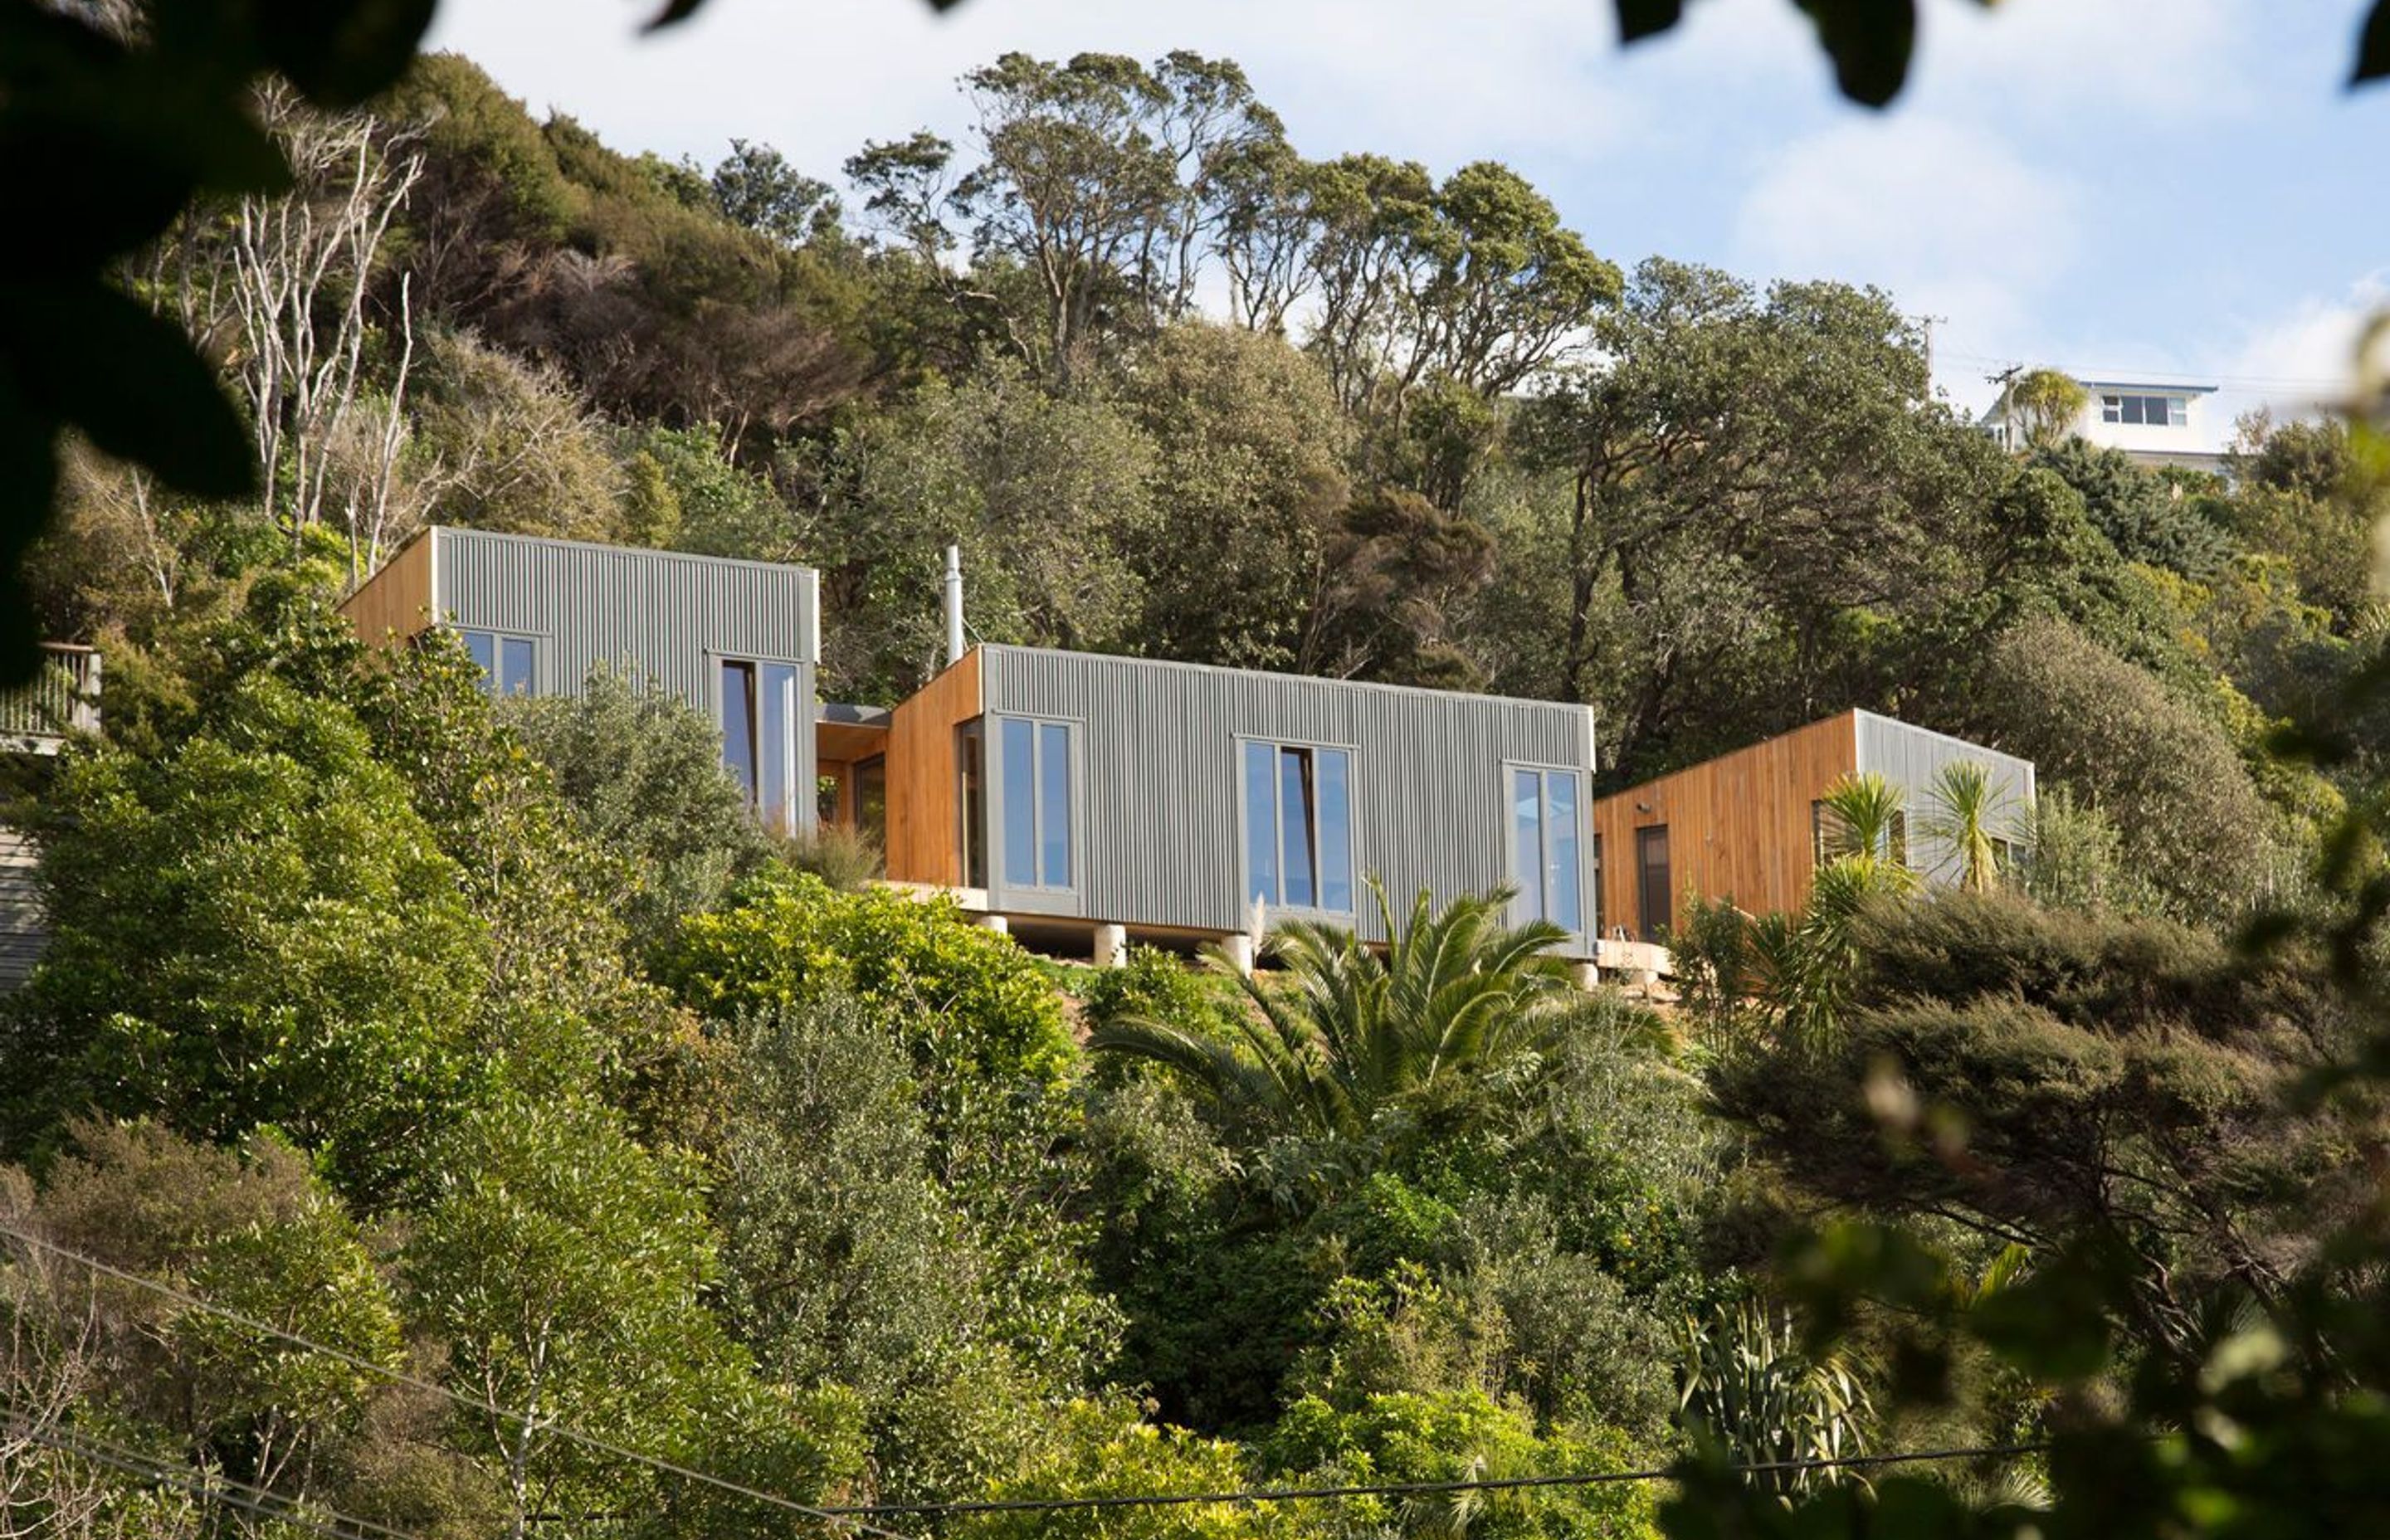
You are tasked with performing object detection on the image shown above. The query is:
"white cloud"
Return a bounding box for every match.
[2203,271,2390,431]
[1908,0,2254,120]
[1732,115,2082,351]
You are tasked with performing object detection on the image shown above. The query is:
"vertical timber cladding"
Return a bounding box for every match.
[885,650,984,888]
[1589,713,1862,938]
[977,646,1598,944]
[432,528,822,820]
[1853,711,2037,884]
[337,528,437,646]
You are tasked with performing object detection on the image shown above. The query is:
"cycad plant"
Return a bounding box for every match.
[1919,759,2021,894]
[1087,879,1574,1146]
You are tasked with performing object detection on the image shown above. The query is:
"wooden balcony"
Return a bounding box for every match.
[0,644,102,755]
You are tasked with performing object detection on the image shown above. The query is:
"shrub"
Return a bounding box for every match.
[661,869,1075,1088]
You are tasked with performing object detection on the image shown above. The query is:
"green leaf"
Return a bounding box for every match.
[1617,0,1685,44]
[0,278,253,499]
[1968,1250,2113,1381]
[256,0,438,107]
[1800,0,1917,108]
[2358,0,2390,84]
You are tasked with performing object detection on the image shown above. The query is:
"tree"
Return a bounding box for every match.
[9,1121,410,1515]
[1991,368,2086,452]
[1119,321,1351,672]
[503,665,770,952]
[2,675,490,1198]
[1090,882,1573,1151]
[1918,759,2022,894]
[709,139,837,246]
[1521,261,2003,774]
[1949,616,2282,926]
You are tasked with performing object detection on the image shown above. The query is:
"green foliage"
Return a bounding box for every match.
[953,1399,1293,1540]
[1266,1388,1661,1540]
[1092,882,1572,1155]
[401,1090,864,1534]
[4,675,490,1196]
[1955,616,2284,926]
[2029,440,2231,578]
[1708,889,2354,1352]
[1991,369,2087,452]
[504,662,770,950]
[710,994,1073,1499]
[1676,1299,1872,1499]
[663,868,1076,1089]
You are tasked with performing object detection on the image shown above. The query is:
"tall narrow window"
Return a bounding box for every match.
[457,630,535,698]
[719,657,803,831]
[957,721,986,889]
[1242,740,1354,912]
[997,717,1073,889]
[722,660,758,807]
[1510,768,1585,932]
[1636,826,1672,943]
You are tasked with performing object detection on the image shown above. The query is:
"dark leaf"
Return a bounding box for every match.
[2358,0,2390,83]
[1801,0,1917,108]
[1969,1251,2113,1381]
[256,0,438,106]
[1617,0,1685,43]
[0,363,61,687]
[0,279,253,499]
[644,0,707,31]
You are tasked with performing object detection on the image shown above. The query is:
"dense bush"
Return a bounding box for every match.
[662,868,1076,1087]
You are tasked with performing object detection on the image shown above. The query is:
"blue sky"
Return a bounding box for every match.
[426,0,2389,441]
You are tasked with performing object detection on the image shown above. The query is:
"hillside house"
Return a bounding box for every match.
[1592,710,2036,941]
[1,644,103,990]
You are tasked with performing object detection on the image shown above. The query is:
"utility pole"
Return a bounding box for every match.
[1987,363,2023,451]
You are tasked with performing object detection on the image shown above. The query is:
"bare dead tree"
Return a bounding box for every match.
[228,87,424,548]
[0,1225,124,1540]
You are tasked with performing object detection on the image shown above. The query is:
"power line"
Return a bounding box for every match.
[0,1221,918,1540]
[817,1442,2053,1518]
[2,1221,2053,1525]
[7,1408,421,1540]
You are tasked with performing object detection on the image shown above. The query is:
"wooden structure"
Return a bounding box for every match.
[1591,710,2036,941]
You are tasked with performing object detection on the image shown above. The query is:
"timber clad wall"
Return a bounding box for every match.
[885,651,983,889]
[1592,714,1861,940]
[1591,709,2038,938]
[978,646,1599,947]
[341,534,434,646]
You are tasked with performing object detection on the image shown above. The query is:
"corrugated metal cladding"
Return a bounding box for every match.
[1855,711,2038,886]
[978,646,1598,950]
[432,529,819,695]
[430,527,821,818]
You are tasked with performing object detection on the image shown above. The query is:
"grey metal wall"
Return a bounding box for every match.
[430,528,821,821]
[977,646,1599,951]
[1854,710,2037,888]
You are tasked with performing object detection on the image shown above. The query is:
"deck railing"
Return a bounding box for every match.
[0,645,101,749]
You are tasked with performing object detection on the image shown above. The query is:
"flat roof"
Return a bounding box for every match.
[976,641,1597,719]
[2077,380,2219,395]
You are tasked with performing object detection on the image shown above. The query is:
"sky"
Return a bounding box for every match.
[423,0,2390,444]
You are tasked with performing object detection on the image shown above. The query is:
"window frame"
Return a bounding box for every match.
[453,626,540,699]
[715,652,809,833]
[1504,762,1590,938]
[1236,734,1359,918]
[993,713,1080,894]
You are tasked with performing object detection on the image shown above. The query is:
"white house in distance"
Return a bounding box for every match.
[2070,379,2224,473]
